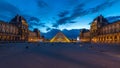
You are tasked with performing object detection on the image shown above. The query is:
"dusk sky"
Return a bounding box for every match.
[0,0,120,33]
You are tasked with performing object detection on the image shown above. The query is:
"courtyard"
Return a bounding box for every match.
[0,43,120,68]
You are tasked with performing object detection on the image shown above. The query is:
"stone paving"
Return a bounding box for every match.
[0,42,120,68]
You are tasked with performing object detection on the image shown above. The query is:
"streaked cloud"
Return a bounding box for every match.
[37,0,49,8]
[53,0,119,28]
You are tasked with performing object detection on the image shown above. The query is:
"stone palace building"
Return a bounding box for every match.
[80,15,120,44]
[0,15,41,42]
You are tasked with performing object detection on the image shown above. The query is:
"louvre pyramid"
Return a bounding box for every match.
[50,32,70,42]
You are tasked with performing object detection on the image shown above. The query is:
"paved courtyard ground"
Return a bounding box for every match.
[0,43,120,68]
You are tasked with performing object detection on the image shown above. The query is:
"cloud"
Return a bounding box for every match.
[23,15,47,29]
[58,10,70,17]
[89,0,118,14]
[29,22,45,27]
[0,1,20,15]
[66,0,79,6]
[0,14,11,21]
[28,17,40,22]
[24,15,40,22]
[37,0,49,8]
[0,1,21,21]
[70,0,118,19]
[28,21,47,30]
[70,3,88,19]
[46,27,51,31]
[52,24,58,28]
[106,15,120,22]
[28,21,46,28]
[53,0,119,28]
[57,17,71,25]
[107,16,120,20]
[53,3,85,28]
[53,17,76,27]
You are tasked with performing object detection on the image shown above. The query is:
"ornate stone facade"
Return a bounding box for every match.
[0,15,41,42]
[80,15,120,44]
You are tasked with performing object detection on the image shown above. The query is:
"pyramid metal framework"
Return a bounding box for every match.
[50,32,70,42]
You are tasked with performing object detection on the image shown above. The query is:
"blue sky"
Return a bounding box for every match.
[0,0,120,33]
